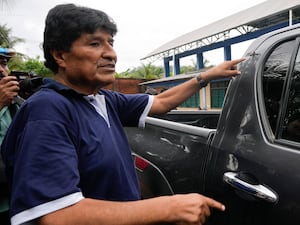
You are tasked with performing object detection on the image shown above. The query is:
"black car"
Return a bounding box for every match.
[125,24,300,225]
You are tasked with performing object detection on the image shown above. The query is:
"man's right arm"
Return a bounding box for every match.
[38,194,225,225]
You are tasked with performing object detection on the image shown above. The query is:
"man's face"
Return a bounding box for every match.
[0,56,9,77]
[56,29,117,94]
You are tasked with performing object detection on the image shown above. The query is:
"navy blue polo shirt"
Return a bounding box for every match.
[1,79,153,225]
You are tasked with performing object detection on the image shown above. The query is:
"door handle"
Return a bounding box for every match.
[223,172,278,203]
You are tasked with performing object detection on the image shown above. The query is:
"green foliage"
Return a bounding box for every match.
[0,23,51,77]
[180,65,197,74]
[115,69,131,78]
[117,63,164,80]
[179,58,212,74]
[8,55,54,78]
[0,24,23,48]
[116,59,213,80]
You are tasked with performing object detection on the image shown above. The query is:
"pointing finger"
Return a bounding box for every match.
[204,197,226,211]
[230,57,246,65]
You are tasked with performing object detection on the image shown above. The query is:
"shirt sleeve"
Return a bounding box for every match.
[138,95,154,128]
[10,119,83,225]
[103,91,153,127]
[1,95,84,225]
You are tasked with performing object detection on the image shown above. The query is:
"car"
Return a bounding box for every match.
[124,24,300,225]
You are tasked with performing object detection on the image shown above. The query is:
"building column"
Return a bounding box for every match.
[224,45,232,60]
[196,52,204,70]
[164,58,170,77]
[174,55,180,75]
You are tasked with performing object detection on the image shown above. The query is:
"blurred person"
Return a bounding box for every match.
[1,4,244,225]
[0,47,19,225]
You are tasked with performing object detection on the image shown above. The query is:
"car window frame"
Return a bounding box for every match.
[257,35,300,150]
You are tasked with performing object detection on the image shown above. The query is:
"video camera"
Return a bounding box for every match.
[10,71,44,99]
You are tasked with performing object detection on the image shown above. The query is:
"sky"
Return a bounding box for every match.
[1,0,266,72]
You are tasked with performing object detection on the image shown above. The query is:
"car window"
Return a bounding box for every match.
[262,40,296,135]
[280,49,300,143]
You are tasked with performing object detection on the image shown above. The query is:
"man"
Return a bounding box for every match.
[0,47,19,225]
[0,47,19,143]
[1,4,244,225]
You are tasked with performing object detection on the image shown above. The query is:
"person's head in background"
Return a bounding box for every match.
[0,47,15,77]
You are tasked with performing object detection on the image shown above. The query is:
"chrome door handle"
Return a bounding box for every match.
[223,172,278,203]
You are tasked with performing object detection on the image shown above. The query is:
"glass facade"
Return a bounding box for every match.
[180,92,200,108]
[210,80,230,108]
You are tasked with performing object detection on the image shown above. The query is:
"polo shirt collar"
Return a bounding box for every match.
[42,78,91,97]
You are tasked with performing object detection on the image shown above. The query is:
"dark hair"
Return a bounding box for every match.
[43,4,117,73]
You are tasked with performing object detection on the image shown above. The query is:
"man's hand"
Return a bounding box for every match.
[201,58,246,82]
[167,193,225,225]
[0,76,20,109]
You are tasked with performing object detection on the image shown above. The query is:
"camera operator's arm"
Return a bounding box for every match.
[0,76,20,110]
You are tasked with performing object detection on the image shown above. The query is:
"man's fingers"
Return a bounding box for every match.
[201,203,211,217]
[227,58,245,74]
[204,197,226,211]
[2,75,17,82]
[229,69,241,76]
[230,57,246,65]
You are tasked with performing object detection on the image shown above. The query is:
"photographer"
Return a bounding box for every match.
[0,47,18,225]
[0,47,20,143]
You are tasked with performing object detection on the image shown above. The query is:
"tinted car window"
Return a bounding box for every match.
[262,40,296,134]
[280,48,300,143]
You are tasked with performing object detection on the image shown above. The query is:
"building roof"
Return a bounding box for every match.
[142,0,300,61]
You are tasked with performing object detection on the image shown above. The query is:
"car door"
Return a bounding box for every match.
[205,26,300,225]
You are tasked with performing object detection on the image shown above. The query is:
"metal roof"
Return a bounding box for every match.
[142,0,300,61]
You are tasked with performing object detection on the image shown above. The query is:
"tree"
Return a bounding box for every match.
[138,63,164,79]
[180,58,213,74]
[0,0,23,47]
[0,24,23,48]
[117,63,164,79]
[0,21,51,77]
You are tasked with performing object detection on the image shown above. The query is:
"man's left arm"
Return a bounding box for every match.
[149,58,245,115]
